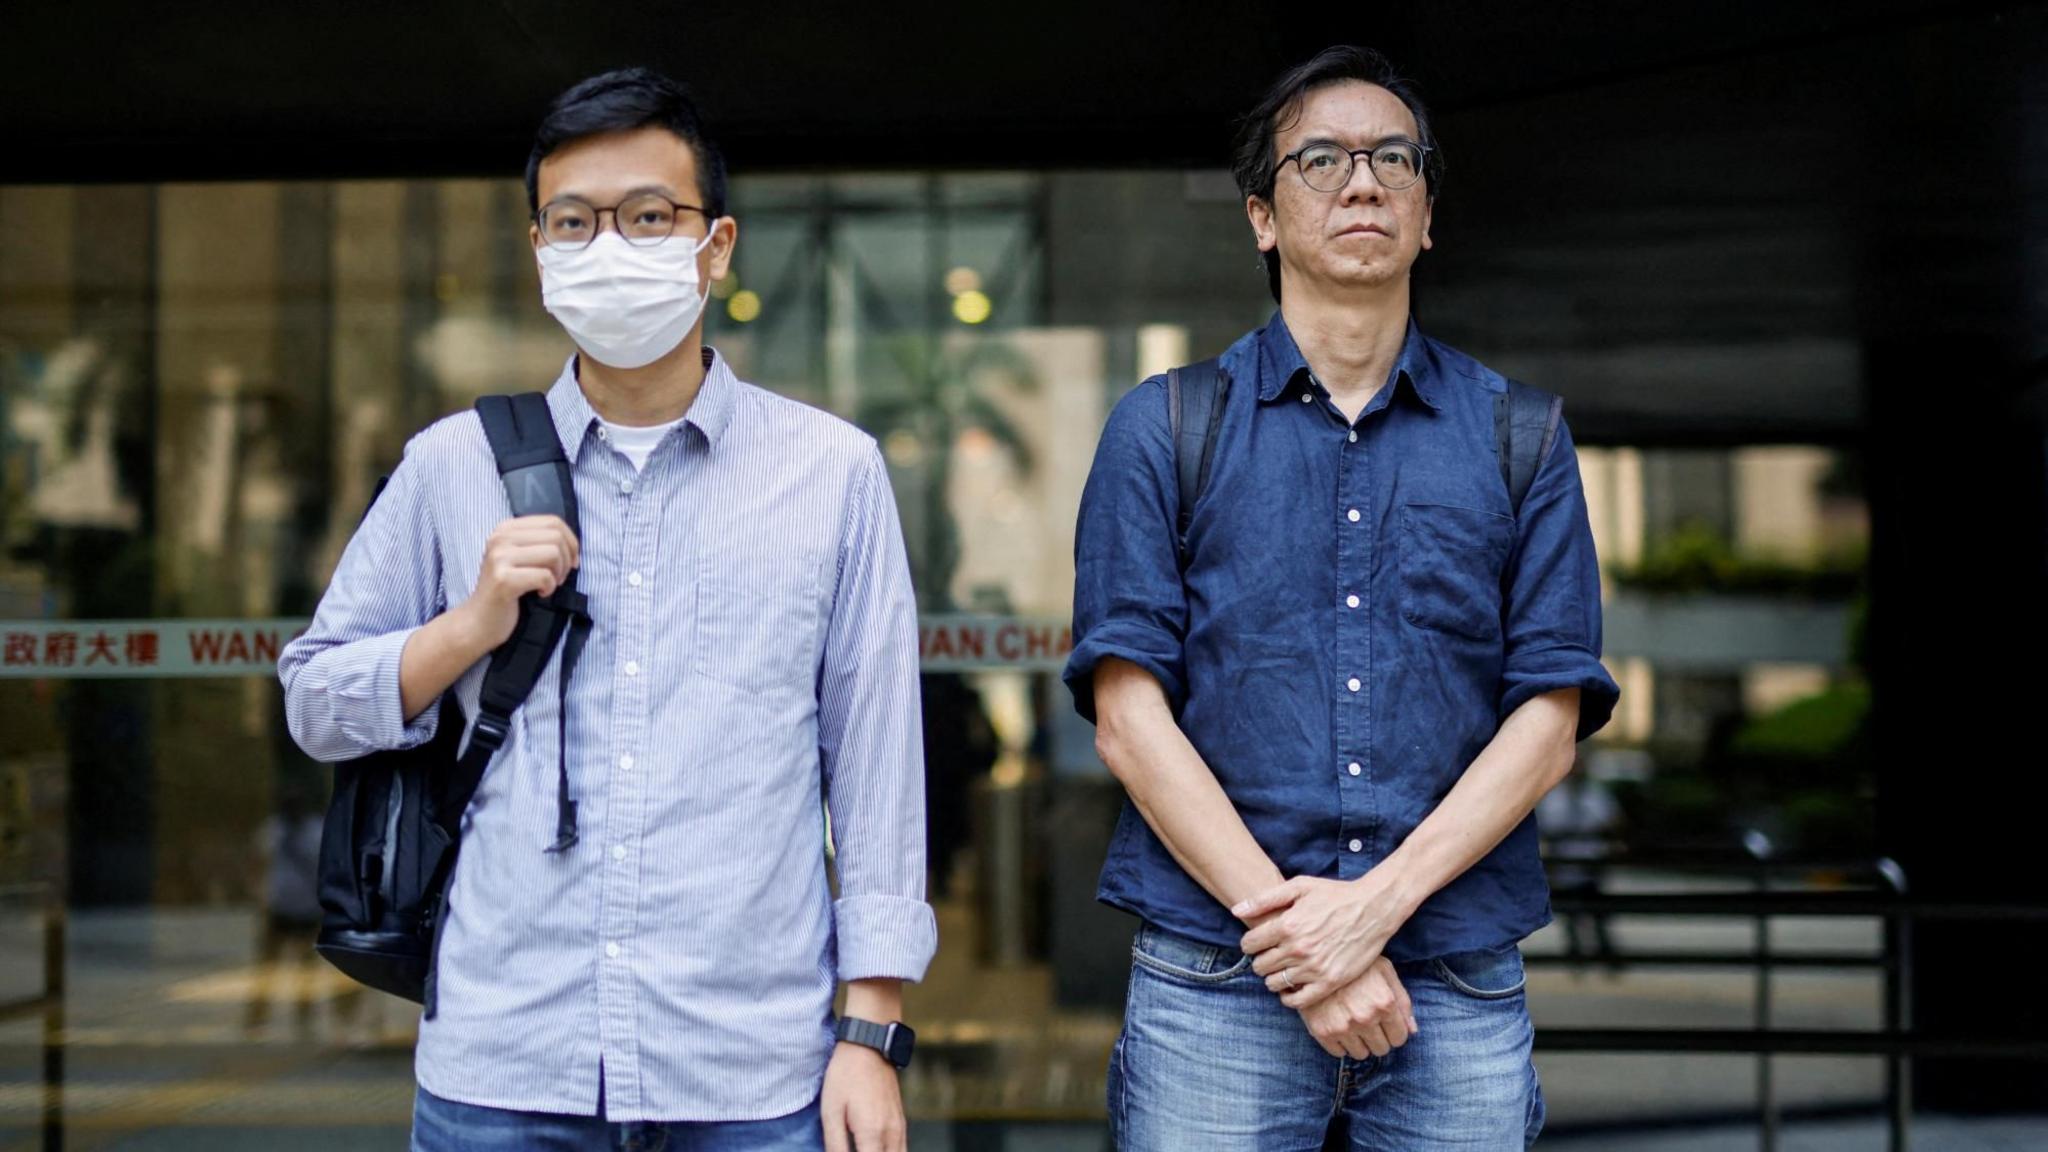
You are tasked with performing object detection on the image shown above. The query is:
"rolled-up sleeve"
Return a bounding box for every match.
[1498,419,1621,741]
[1063,377,1189,724]
[819,445,939,984]
[277,442,446,763]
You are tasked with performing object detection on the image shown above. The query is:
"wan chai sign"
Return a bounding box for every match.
[1,615,1074,679]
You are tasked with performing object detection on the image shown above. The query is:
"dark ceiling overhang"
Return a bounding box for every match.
[6,1,2012,183]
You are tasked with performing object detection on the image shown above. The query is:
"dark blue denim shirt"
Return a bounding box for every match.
[1065,311,1621,961]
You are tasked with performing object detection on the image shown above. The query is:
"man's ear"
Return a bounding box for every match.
[1247,195,1278,254]
[708,216,739,282]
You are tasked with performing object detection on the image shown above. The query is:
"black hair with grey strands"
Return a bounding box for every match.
[1231,46,1444,303]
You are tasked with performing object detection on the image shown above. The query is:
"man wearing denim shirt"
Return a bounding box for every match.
[281,69,932,1152]
[1066,46,1619,1150]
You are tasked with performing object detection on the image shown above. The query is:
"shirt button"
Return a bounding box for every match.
[1348,762,1362,776]
[597,427,609,441]
[1349,839,1364,853]
[1348,430,1358,443]
[620,479,634,494]
[612,844,627,862]
[619,754,635,771]
[1301,392,1313,404]
[628,571,643,587]
[624,660,641,677]
[605,942,621,959]
[1347,509,1361,523]
[1346,677,1361,693]
[1346,594,1360,609]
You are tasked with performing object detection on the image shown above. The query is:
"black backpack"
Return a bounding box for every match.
[1164,358,1562,564]
[314,392,592,1016]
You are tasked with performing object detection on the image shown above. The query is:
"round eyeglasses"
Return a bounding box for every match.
[534,194,713,250]
[1281,141,1432,193]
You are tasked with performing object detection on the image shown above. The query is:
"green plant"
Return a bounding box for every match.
[1611,522,1866,598]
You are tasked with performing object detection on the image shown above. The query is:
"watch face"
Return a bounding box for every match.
[885,1022,916,1067]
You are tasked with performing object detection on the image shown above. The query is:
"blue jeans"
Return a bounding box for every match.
[1110,922,1545,1150]
[411,1085,824,1152]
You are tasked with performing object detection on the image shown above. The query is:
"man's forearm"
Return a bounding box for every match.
[1093,659,1285,913]
[1374,688,1582,918]
[843,978,904,1024]
[397,603,494,722]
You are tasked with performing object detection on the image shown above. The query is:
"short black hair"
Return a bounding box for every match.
[525,67,728,219]
[1231,46,1443,303]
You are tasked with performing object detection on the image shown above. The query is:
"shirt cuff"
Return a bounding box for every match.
[1063,625,1187,724]
[336,625,442,751]
[1500,648,1621,742]
[833,894,939,984]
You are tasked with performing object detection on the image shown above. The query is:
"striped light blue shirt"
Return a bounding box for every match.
[279,350,936,1122]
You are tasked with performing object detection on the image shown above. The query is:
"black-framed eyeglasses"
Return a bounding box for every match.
[1281,140,1432,193]
[533,194,713,250]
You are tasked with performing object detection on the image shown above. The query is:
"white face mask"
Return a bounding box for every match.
[535,227,718,370]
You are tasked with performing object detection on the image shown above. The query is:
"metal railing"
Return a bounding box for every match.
[1529,846,2048,1151]
[0,881,63,1152]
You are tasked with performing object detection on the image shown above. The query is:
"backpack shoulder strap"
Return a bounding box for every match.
[476,392,580,535]
[1166,358,1229,567]
[1496,379,1563,517]
[457,393,591,851]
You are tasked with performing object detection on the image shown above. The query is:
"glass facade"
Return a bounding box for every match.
[1,174,1876,1144]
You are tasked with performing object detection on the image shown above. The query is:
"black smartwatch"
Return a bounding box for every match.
[834,1016,915,1069]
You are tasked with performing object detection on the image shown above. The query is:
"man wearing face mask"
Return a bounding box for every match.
[280,68,932,1152]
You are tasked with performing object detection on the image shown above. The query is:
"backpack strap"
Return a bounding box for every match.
[1166,363,1552,544]
[405,393,591,1019]
[1166,358,1229,568]
[1496,379,1563,517]
[468,393,591,854]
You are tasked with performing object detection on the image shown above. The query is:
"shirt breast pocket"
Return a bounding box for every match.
[693,553,823,693]
[1399,503,1513,642]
